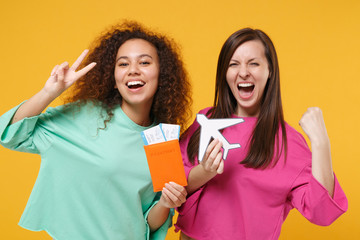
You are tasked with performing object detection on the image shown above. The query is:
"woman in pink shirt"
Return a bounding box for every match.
[175,28,348,239]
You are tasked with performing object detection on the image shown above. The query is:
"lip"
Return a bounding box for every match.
[237,82,255,100]
[126,79,146,91]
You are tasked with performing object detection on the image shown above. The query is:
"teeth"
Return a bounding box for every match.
[238,83,254,87]
[127,81,145,87]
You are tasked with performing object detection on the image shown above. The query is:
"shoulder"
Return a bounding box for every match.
[198,107,213,115]
[284,122,308,147]
[283,122,312,165]
[180,106,212,141]
[41,101,106,125]
[189,106,213,128]
[46,101,103,116]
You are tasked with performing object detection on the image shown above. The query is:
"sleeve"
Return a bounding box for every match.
[0,102,56,154]
[179,107,212,179]
[176,114,205,216]
[180,120,199,179]
[288,164,348,226]
[144,192,175,240]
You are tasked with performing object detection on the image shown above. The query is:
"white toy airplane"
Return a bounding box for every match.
[197,114,244,161]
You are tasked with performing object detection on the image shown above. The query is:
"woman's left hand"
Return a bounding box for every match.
[299,107,329,146]
[159,182,187,208]
[299,107,334,196]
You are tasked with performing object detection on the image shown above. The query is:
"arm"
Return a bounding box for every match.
[147,182,187,231]
[11,50,96,124]
[186,139,224,195]
[299,107,334,197]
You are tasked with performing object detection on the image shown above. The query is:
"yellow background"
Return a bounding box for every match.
[0,0,359,239]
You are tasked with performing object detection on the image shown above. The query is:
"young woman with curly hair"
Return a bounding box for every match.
[0,21,192,240]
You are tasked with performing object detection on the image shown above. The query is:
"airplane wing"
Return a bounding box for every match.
[207,118,244,130]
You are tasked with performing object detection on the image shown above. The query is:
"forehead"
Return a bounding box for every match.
[116,38,158,57]
[231,40,266,59]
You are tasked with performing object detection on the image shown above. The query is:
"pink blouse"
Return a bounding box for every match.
[175,108,347,240]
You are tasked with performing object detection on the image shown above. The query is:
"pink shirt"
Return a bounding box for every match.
[175,108,347,240]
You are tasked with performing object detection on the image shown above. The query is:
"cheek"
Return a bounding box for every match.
[146,67,160,80]
[144,69,160,89]
[255,69,269,85]
[114,68,124,82]
[226,69,235,84]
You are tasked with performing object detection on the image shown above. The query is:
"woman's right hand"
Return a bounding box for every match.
[43,49,96,100]
[186,139,224,195]
[200,139,224,175]
[10,50,96,124]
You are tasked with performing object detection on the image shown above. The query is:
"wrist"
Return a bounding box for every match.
[156,200,171,211]
[310,137,330,150]
[198,164,218,178]
[39,88,58,103]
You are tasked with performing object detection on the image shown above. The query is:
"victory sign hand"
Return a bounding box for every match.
[43,49,96,100]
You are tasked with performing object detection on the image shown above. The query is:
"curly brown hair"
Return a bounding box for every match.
[65,21,192,132]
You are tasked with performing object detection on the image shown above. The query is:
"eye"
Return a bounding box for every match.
[250,62,259,66]
[229,62,238,67]
[140,61,150,65]
[118,62,129,67]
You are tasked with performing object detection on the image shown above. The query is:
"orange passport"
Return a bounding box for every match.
[144,139,188,192]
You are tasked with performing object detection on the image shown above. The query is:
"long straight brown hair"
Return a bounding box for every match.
[185,28,287,169]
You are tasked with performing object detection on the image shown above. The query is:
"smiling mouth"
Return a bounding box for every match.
[238,83,254,97]
[127,80,145,89]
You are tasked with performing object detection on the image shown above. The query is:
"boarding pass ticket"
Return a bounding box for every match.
[141,124,180,145]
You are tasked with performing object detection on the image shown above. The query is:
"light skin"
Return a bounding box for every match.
[114,38,159,127]
[226,40,269,117]
[11,39,187,232]
[186,40,334,197]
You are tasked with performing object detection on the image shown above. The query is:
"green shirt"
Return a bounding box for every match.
[0,101,173,240]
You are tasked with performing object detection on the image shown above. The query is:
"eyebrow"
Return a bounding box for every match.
[230,58,258,62]
[116,54,153,62]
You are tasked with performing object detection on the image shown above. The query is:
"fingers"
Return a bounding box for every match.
[202,139,223,173]
[299,107,324,130]
[162,182,187,207]
[208,151,222,172]
[70,49,90,71]
[203,139,220,161]
[51,65,59,76]
[55,62,69,82]
[76,62,97,79]
[299,107,329,144]
[217,159,224,174]
[299,107,322,124]
[70,49,96,80]
[51,50,96,85]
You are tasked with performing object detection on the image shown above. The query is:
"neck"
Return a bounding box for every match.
[121,102,152,127]
[235,105,260,117]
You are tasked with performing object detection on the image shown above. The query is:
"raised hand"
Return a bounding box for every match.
[43,49,96,100]
[299,107,329,146]
[159,182,187,208]
[299,107,334,196]
[10,50,96,124]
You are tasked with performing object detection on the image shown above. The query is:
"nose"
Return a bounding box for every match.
[128,63,140,75]
[238,65,249,79]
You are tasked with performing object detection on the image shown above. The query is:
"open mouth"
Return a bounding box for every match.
[127,80,145,89]
[237,82,255,98]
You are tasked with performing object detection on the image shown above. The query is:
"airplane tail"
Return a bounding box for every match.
[223,143,241,160]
